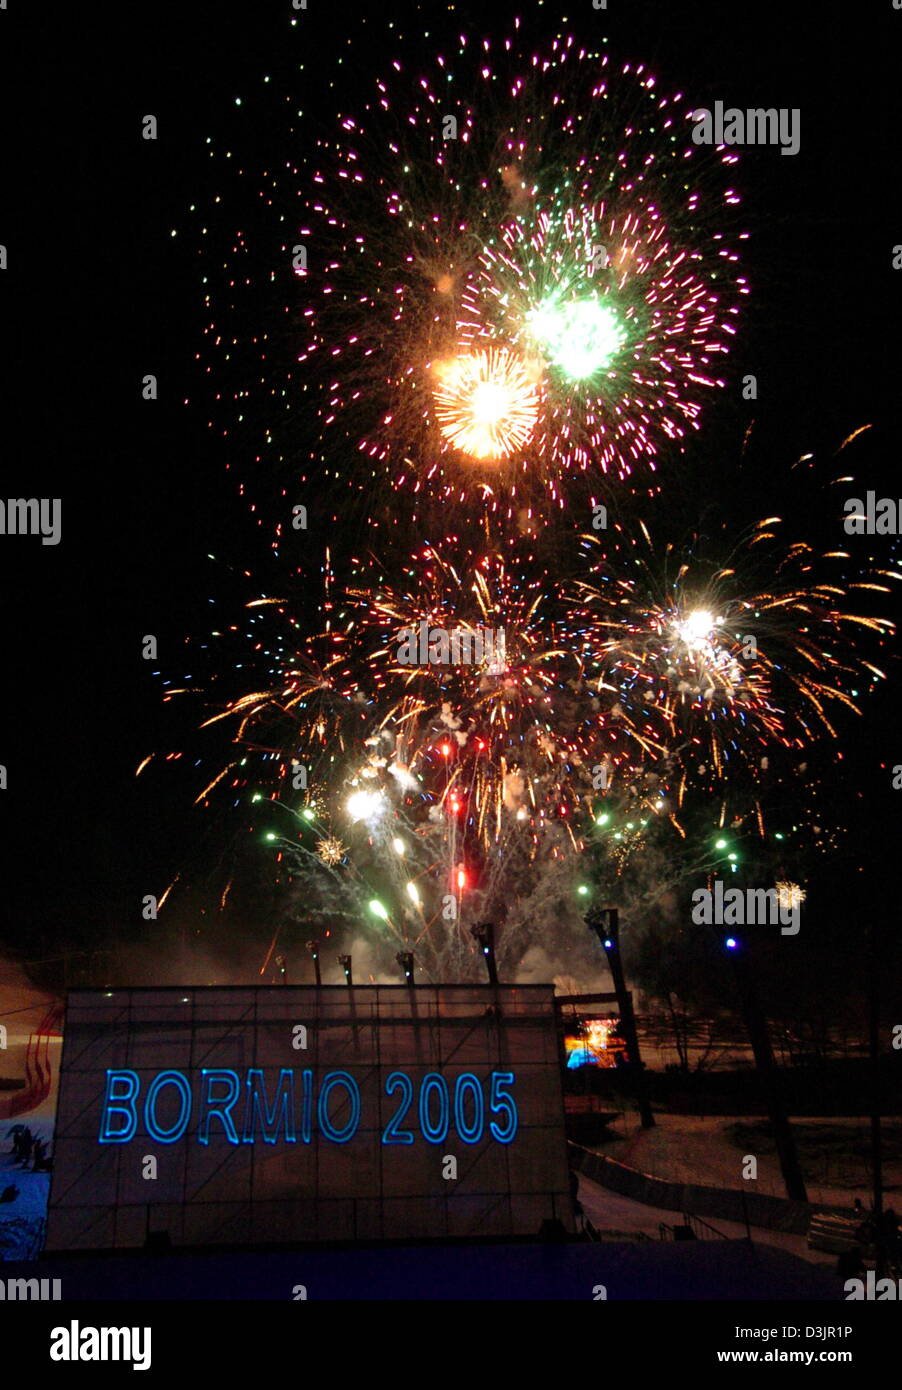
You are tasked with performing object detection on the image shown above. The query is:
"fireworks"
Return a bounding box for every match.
[345,788,388,825]
[346,537,657,853]
[457,194,743,487]
[316,836,346,866]
[570,508,897,797]
[432,348,540,461]
[192,22,746,531]
[524,292,626,381]
[157,8,895,986]
[775,880,806,914]
[150,427,900,980]
[164,536,668,975]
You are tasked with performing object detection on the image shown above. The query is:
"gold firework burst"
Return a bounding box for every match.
[317,836,346,866]
[431,348,539,461]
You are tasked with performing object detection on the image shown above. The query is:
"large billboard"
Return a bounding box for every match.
[45,984,573,1250]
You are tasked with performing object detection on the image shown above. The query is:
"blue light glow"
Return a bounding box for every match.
[198,1068,240,1145]
[243,1068,296,1144]
[98,1067,518,1148]
[316,1071,361,1144]
[453,1074,485,1143]
[419,1074,450,1144]
[383,1071,415,1144]
[98,1070,139,1144]
[143,1071,192,1144]
[300,1067,313,1144]
[488,1072,518,1144]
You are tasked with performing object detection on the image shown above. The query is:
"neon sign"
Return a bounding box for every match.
[99,1068,518,1147]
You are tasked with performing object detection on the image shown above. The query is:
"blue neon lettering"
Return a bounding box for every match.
[95,1068,519,1146]
[98,1070,139,1144]
[242,1068,296,1144]
[382,1071,414,1144]
[453,1073,484,1143]
[488,1072,518,1144]
[300,1068,313,1144]
[317,1071,360,1143]
[419,1074,450,1143]
[198,1069,241,1145]
[144,1070,192,1144]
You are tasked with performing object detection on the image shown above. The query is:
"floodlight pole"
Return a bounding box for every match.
[306,940,322,987]
[471,922,499,986]
[586,908,655,1129]
[722,931,808,1204]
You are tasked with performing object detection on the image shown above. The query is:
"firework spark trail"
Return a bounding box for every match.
[157,537,670,975]
[346,538,665,846]
[431,347,541,460]
[162,5,899,981]
[191,20,746,535]
[457,193,740,490]
[150,435,898,977]
[569,507,897,809]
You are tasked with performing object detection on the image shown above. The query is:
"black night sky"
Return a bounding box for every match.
[3,0,902,994]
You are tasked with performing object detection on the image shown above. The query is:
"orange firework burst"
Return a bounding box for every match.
[432,348,539,461]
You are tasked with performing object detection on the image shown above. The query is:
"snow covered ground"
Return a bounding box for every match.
[575,1169,838,1267]
[586,1111,900,1209]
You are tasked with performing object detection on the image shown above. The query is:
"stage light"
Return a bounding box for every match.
[396,951,414,984]
[306,940,321,986]
[470,922,499,986]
